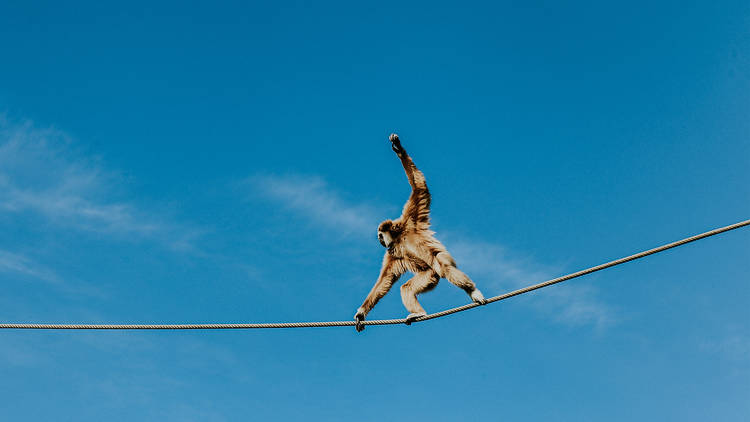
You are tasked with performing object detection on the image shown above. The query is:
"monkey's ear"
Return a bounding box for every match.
[392,222,403,234]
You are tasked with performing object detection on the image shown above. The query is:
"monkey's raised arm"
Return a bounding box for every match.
[389,134,431,231]
[354,255,404,331]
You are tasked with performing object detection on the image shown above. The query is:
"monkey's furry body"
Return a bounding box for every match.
[354,134,485,332]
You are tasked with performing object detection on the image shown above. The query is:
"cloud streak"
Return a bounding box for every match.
[446,237,615,329]
[0,118,198,250]
[249,174,382,239]
[701,331,750,363]
[0,249,61,284]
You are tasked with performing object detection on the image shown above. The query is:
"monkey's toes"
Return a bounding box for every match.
[404,312,427,325]
[389,133,400,143]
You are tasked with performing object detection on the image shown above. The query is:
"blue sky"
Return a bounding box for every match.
[1,1,749,420]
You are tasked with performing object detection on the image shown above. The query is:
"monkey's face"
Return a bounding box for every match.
[378,230,393,248]
[377,220,398,248]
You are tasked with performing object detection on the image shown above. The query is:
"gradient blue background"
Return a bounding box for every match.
[1,1,749,420]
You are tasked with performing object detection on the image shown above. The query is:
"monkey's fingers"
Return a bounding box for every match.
[389,133,403,153]
[470,289,487,305]
[355,321,365,332]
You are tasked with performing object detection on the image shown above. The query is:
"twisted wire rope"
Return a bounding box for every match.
[1,219,748,330]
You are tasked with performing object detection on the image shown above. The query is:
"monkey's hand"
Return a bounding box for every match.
[389,133,404,156]
[470,288,487,305]
[354,308,366,332]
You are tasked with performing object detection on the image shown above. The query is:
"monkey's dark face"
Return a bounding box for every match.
[377,220,399,248]
[378,230,393,248]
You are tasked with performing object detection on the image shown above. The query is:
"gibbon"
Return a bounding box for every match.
[354,134,485,332]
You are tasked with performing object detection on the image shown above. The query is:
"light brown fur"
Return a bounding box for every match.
[354,134,485,331]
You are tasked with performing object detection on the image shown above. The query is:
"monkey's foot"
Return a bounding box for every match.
[404,311,427,325]
[470,289,487,305]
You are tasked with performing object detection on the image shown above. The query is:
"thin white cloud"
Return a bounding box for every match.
[0,335,44,367]
[0,118,198,250]
[447,236,615,329]
[249,174,382,239]
[701,331,750,363]
[0,249,61,284]
[0,248,109,297]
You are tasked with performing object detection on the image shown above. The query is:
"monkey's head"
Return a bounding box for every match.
[377,219,402,248]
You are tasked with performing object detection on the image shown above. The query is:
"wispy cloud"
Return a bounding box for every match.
[0,249,61,284]
[251,172,615,328]
[447,237,615,329]
[701,331,750,363]
[0,335,45,367]
[0,247,109,298]
[249,174,383,239]
[0,118,198,250]
[0,329,240,419]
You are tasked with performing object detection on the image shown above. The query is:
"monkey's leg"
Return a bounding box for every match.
[436,252,487,305]
[400,271,440,323]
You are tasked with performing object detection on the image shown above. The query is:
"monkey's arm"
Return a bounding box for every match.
[389,134,431,230]
[354,255,403,332]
